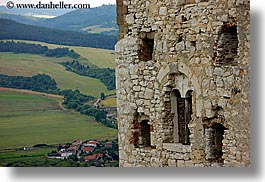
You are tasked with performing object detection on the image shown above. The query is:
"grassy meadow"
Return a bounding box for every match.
[101,97,117,107]
[0,52,114,97]
[0,147,57,167]
[0,39,117,166]
[4,39,116,69]
[0,89,117,150]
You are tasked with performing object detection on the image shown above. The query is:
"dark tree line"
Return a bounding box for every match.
[61,89,116,129]
[0,19,116,50]
[0,41,80,59]
[0,73,117,129]
[0,74,57,92]
[61,89,93,110]
[62,60,116,90]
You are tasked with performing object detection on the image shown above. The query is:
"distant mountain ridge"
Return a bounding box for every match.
[0,18,117,50]
[0,12,39,25]
[0,5,118,36]
[0,5,72,16]
[40,5,118,34]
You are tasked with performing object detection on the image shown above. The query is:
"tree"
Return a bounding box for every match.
[100,93,106,100]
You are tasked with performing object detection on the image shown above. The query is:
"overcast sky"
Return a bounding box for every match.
[0,0,116,7]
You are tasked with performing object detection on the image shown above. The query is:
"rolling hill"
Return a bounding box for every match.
[0,52,115,97]
[0,4,118,167]
[7,40,116,68]
[0,12,39,25]
[0,5,72,17]
[40,5,118,35]
[0,18,117,50]
[0,5,118,36]
[0,88,117,150]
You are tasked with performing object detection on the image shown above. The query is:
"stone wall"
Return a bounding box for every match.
[115,0,250,167]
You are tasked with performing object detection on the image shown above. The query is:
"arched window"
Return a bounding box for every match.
[171,90,192,145]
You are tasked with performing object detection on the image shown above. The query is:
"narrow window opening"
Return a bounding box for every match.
[131,116,151,148]
[215,25,238,64]
[130,121,140,146]
[205,123,227,162]
[171,90,192,145]
[139,120,151,147]
[139,35,154,61]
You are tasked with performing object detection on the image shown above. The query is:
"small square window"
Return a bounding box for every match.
[139,36,154,61]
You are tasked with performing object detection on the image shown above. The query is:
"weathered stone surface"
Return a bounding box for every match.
[177,160,185,167]
[145,88,154,99]
[126,14,134,24]
[185,160,194,167]
[116,0,250,168]
[168,159,176,167]
[163,143,185,153]
[159,7,167,16]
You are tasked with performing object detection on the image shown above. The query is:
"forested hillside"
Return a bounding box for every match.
[0,5,117,36]
[0,19,116,50]
[0,74,57,92]
[40,5,118,35]
[0,73,116,129]
[62,60,115,90]
[0,41,80,59]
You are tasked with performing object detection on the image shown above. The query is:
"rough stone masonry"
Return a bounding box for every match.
[115,0,250,167]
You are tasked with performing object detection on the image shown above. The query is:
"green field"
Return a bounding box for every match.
[0,90,117,150]
[0,52,115,97]
[0,147,56,166]
[4,39,116,69]
[101,97,117,107]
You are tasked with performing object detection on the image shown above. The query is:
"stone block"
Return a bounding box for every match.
[175,153,184,159]
[184,160,194,167]
[126,14,135,24]
[162,143,184,153]
[177,160,185,167]
[119,150,128,160]
[168,159,177,167]
[176,0,186,6]
[145,88,154,99]
[213,67,224,76]
[159,7,167,16]
[133,86,141,92]
[137,107,144,113]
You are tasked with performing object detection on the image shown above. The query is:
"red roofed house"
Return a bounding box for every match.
[84,155,97,161]
[84,153,103,162]
[67,146,78,154]
[72,140,82,146]
[84,141,98,147]
[82,146,94,153]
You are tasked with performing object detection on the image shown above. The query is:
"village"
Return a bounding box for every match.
[47,139,119,167]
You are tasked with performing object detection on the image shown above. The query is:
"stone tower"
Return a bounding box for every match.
[115,0,250,167]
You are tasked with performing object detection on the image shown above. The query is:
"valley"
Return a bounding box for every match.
[0,5,118,166]
[6,39,116,68]
[0,89,117,150]
[0,52,115,97]
[0,5,118,36]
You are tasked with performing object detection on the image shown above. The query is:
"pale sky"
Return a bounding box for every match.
[0,0,116,7]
